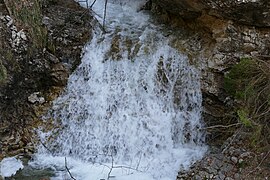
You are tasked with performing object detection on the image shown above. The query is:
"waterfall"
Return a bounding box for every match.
[31,0,206,179]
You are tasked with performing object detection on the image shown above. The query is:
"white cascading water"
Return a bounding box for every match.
[31,0,207,179]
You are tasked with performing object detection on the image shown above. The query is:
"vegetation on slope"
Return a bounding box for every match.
[225,57,270,149]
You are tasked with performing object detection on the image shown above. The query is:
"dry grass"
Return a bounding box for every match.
[225,57,270,149]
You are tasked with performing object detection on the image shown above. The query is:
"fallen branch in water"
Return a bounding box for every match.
[106,152,143,180]
[107,153,114,180]
[89,9,106,33]
[103,0,108,30]
[65,157,76,180]
[39,138,53,154]
[90,0,97,8]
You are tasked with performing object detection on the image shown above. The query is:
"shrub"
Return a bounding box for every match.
[225,57,270,148]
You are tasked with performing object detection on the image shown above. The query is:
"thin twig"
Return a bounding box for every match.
[86,0,89,9]
[107,153,114,180]
[89,9,106,33]
[256,151,270,169]
[3,0,12,16]
[200,123,242,130]
[136,152,142,170]
[103,0,108,30]
[90,9,103,18]
[65,157,76,180]
[222,128,242,153]
[104,150,143,179]
[113,165,143,172]
[247,150,270,176]
[90,0,97,8]
[39,139,53,154]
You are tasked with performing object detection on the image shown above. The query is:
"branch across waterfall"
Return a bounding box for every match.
[65,157,76,180]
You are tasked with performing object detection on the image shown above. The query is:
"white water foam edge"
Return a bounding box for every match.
[0,157,24,178]
[30,146,206,180]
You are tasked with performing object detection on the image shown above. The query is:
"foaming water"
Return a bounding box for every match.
[30,0,207,179]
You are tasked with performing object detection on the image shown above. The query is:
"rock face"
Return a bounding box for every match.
[202,0,270,27]
[151,0,203,20]
[153,0,270,27]
[0,0,92,160]
[177,133,270,180]
[150,0,270,178]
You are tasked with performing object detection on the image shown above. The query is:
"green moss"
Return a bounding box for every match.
[237,109,252,127]
[224,57,256,99]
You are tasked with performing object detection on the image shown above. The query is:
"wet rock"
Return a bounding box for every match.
[152,0,203,20]
[240,152,251,159]
[5,15,13,27]
[204,0,270,27]
[176,131,270,179]
[234,173,240,179]
[198,171,210,178]
[45,51,60,64]
[217,172,226,180]
[28,92,45,104]
[42,16,51,27]
[231,156,238,164]
[50,63,69,86]
[153,0,270,27]
[238,158,244,164]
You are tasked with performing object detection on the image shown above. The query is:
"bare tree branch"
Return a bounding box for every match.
[103,0,108,30]
[3,0,13,16]
[200,123,242,130]
[107,152,114,180]
[90,0,97,9]
[65,157,76,180]
[247,150,270,176]
[113,165,143,172]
